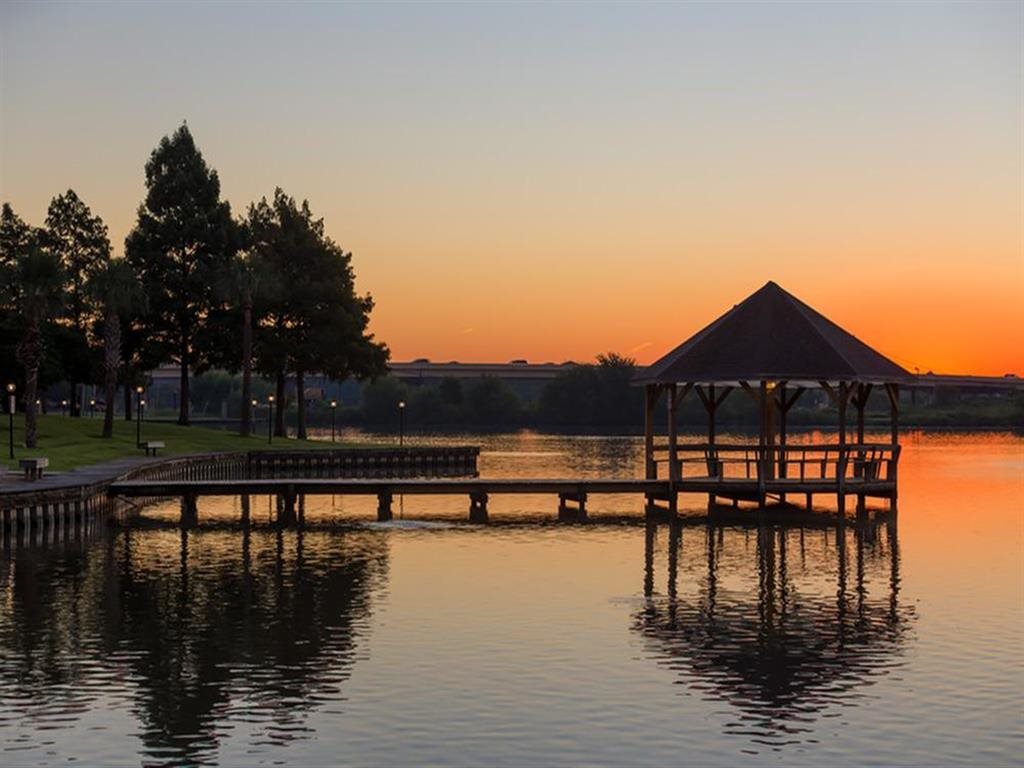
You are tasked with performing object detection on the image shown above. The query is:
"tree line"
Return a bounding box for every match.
[0,123,387,448]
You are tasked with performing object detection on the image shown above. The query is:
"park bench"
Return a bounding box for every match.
[140,441,166,457]
[19,457,49,480]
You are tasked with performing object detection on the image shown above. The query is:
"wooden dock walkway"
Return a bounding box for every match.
[108,472,896,524]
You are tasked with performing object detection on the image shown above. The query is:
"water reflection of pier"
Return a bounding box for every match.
[0,526,387,765]
[635,519,911,744]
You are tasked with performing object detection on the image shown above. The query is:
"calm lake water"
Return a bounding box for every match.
[1,431,1021,766]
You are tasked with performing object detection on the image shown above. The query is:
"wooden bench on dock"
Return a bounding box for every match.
[140,441,165,457]
[19,457,49,480]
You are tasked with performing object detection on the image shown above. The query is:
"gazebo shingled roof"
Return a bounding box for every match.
[635,281,910,385]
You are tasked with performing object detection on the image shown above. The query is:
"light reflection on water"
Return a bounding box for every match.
[0,431,1020,766]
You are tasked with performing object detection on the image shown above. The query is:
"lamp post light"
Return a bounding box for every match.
[6,383,15,460]
[135,386,144,447]
[251,399,258,431]
[61,399,68,417]
[267,395,275,445]
[330,400,337,443]
[398,400,406,447]
[89,398,96,419]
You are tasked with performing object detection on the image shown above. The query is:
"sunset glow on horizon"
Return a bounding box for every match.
[2,2,1021,375]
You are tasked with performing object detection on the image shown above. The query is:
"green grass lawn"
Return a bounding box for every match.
[2,415,371,472]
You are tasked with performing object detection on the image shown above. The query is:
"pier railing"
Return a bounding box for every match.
[120,446,481,484]
[652,442,899,484]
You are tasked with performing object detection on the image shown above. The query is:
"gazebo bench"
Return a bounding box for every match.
[19,457,49,480]
[140,441,165,457]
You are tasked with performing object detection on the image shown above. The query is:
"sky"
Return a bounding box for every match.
[1,1,1021,375]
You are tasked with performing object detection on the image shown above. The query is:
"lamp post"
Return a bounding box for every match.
[89,398,96,419]
[330,400,337,443]
[61,399,68,417]
[398,400,406,447]
[135,386,144,447]
[251,399,258,432]
[6,383,14,460]
[267,395,275,445]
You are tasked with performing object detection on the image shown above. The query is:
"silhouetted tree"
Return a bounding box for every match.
[44,189,111,416]
[14,240,65,448]
[247,189,388,438]
[439,377,463,407]
[360,376,408,425]
[90,259,144,438]
[0,204,33,383]
[125,124,237,425]
[235,255,258,436]
[198,248,263,435]
[466,376,522,427]
[538,352,641,426]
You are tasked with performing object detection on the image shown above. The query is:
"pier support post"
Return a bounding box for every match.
[181,495,198,528]
[558,492,587,523]
[377,491,393,522]
[645,491,677,522]
[279,487,298,526]
[469,492,489,524]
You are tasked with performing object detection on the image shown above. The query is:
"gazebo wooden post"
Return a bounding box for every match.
[885,383,900,515]
[776,381,788,504]
[777,382,787,478]
[667,383,679,482]
[644,384,659,480]
[837,381,848,521]
[697,384,717,511]
[854,383,872,518]
[758,380,769,507]
[707,384,716,445]
[707,383,717,511]
[776,384,804,507]
[696,384,731,512]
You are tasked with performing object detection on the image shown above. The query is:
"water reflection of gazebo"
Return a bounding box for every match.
[635,520,911,741]
[634,282,911,517]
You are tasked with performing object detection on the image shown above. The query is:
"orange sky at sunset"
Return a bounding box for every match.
[2,3,1021,375]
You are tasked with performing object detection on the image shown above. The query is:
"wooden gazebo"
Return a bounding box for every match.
[634,281,910,517]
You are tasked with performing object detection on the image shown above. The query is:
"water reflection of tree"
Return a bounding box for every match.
[0,525,387,765]
[635,521,912,744]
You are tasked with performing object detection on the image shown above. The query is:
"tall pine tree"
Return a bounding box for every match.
[125,124,237,425]
[45,189,111,416]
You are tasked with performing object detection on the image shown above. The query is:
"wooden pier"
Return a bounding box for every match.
[105,441,897,525]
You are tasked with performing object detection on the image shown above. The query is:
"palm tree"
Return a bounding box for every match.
[91,260,144,438]
[15,244,64,448]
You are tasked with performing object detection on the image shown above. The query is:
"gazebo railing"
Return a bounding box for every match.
[651,442,900,484]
